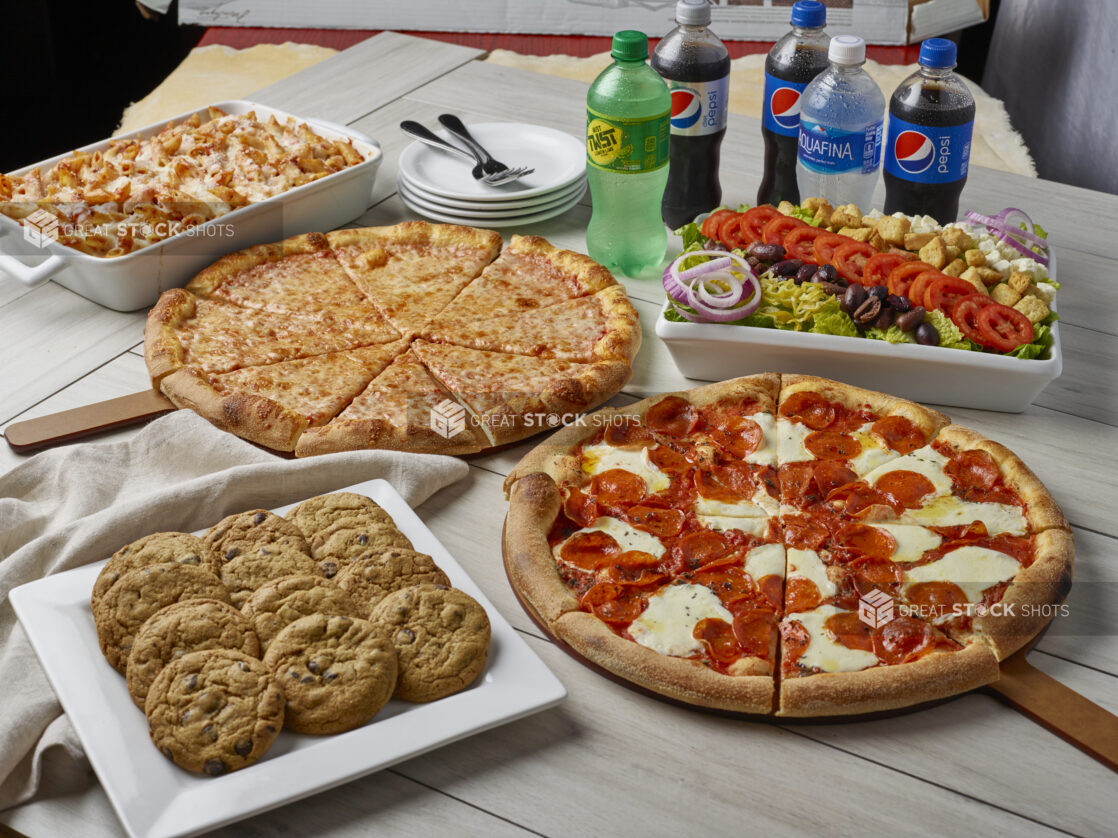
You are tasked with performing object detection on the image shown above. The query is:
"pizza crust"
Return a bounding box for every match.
[553,611,775,714]
[144,288,195,385]
[777,642,999,717]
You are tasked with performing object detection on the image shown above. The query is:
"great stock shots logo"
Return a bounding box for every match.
[430,399,468,439]
[21,209,60,248]
[858,589,896,629]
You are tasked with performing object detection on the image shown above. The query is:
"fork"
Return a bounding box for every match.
[399,121,531,186]
[437,114,535,184]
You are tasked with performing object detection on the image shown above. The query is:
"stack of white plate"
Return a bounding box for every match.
[397,122,586,228]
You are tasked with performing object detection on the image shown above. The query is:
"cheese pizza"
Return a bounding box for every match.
[503,374,1073,717]
[144,222,641,454]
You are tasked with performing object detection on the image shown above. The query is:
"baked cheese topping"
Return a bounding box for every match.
[581,442,671,494]
[904,545,1021,602]
[899,497,1028,536]
[789,605,878,672]
[787,548,836,598]
[628,584,733,657]
[861,445,954,496]
[745,542,786,582]
[694,487,778,518]
[743,411,778,467]
[695,515,771,538]
[776,417,814,463]
[872,524,943,563]
[848,422,901,475]
[558,516,666,559]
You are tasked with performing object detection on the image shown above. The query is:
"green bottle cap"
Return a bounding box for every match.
[611,30,649,61]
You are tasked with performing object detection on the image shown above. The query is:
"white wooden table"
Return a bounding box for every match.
[2,32,1117,838]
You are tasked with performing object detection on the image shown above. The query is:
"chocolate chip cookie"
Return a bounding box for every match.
[285,492,393,541]
[92,532,219,611]
[368,584,490,703]
[263,614,398,734]
[221,548,318,609]
[311,516,413,579]
[126,599,261,709]
[242,574,361,650]
[203,509,310,563]
[94,562,231,674]
[334,549,451,614]
[146,649,284,776]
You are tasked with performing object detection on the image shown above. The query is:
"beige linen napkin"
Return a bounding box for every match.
[0,411,469,810]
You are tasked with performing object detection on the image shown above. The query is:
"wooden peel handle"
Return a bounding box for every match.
[989,652,1118,773]
[3,390,175,453]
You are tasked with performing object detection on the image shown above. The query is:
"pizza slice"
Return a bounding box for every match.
[158,340,409,451]
[294,347,489,457]
[423,235,617,329]
[185,232,394,328]
[410,339,630,448]
[421,285,641,364]
[328,222,503,336]
[145,290,401,384]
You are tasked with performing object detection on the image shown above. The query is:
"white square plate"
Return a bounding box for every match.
[10,479,566,838]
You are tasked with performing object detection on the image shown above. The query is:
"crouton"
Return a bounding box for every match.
[957,269,988,293]
[904,232,936,251]
[777,200,797,216]
[991,283,1022,306]
[876,215,911,247]
[945,245,961,263]
[943,259,967,278]
[918,236,948,269]
[1013,295,1050,323]
[941,227,975,251]
[838,227,873,243]
[1007,270,1033,295]
[964,248,986,267]
[977,267,1004,286]
[868,230,886,252]
[802,197,833,227]
[830,204,863,230]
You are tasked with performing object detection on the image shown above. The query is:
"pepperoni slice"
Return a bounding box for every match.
[832,241,878,285]
[874,616,935,666]
[779,618,811,669]
[778,462,815,501]
[696,462,756,502]
[861,252,911,288]
[756,574,783,612]
[626,504,685,537]
[676,530,731,569]
[871,415,926,454]
[906,580,969,622]
[693,618,741,663]
[813,233,854,265]
[813,461,858,497]
[647,444,691,475]
[590,468,646,509]
[829,482,892,519]
[603,562,666,587]
[604,420,653,447]
[559,530,621,570]
[875,470,936,510]
[646,395,699,438]
[611,550,663,571]
[709,415,763,458]
[824,611,876,652]
[886,260,934,299]
[946,449,999,491]
[805,430,862,461]
[835,522,897,560]
[693,565,755,601]
[782,514,829,550]
[562,487,598,528]
[732,611,775,658]
[741,205,781,244]
[580,583,645,624]
[762,214,806,245]
[785,576,823,614]
[848,556,903,592]
[779,391,836,430]
[783,225,829,263]
[700,209,737,240]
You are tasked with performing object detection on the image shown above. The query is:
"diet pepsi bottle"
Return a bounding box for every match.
[651,0,731,229]
[757,0,829,207]
[796,35,886,211]
[883,38,975,222]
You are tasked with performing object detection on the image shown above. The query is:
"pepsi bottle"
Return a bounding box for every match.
[651,0,731,229]
[757,0,829,207]
[884,38,975,222]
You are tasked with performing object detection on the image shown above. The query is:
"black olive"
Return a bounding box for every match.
[841,283,867,314]
[915,321,940,345]
[819,282,847,296]
[706,240,729,253]
[873,307,895,330]
[814,269,846,288]
[747,242,785,262]
[795,263,816,285]
[867,285,888,302]
[895,306,926,332]
[852,296,882,326]
[772,258,803,277]
[886,294,911,312]
[813,264,838,283]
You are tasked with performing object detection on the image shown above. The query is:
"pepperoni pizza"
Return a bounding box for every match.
[503,374,1073,716]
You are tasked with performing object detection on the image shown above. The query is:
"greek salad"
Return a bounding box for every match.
[664,200,1057,359]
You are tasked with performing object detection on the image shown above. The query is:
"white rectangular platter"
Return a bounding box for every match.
[10,478,566,838]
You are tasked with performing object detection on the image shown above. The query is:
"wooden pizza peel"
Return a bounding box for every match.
[4,389,176,453]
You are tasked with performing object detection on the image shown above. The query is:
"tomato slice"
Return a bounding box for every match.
[862,252,911,288]
[700,209,737,240]
[908,270,945,310]
[718,213,749,251]
[762,214,806,245]
[952,293,992,346]
[740,205,781,244]
[976,302,1036,352]
[813,233,855,265]
[925,274,984,315]
[783,225,829,262]
[886,261,934,299]
[832,241,878,285]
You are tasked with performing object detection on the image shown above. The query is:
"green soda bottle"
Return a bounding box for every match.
[586,31,671,277]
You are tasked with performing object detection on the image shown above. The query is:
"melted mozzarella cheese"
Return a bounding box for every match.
[787,548,836,598]
[873,524,943,563]
[848,422,899,475]
[861,445,953,496]
[744,542,786,581]
[628,584,732,657]
[555,517,666,560]
[786,605,878,672]
[903,545,1021,602]
[581,442,670,493]
[696,515,772,538]
[694,486,779,518]
[743,411,777,467]
[777,418,814,463]
[899,497,1027,536]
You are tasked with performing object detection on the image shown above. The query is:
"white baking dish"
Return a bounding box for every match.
[0,100,382,311]
[655,254,1062,413]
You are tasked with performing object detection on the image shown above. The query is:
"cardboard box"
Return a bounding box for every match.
[180,0,988,46]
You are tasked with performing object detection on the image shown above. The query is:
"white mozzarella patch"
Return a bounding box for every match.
[861,445,953,496]
[873,524,943,563]
[581,442,670,494]
[847,422,899,475]
[694,486,779,518]
[696,515,771,538]
[554,516,666,560]
[777,417,814,463]
[743,411,778,467]
[903,545,1021,603]
[786,548,836,599]
[899,497,1027,536]
[628,584,733,657]
[744,542,786,581]
[785,605,878,672]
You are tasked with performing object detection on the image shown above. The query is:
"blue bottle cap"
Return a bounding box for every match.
[791,0,827,29]
[920,38,957,69]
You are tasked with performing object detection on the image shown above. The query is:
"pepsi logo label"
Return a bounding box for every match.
[884,115,974,184]
[664,77,728,136]
[894,130,935,174]
[770,87,802,132]
[670,88,702,130]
